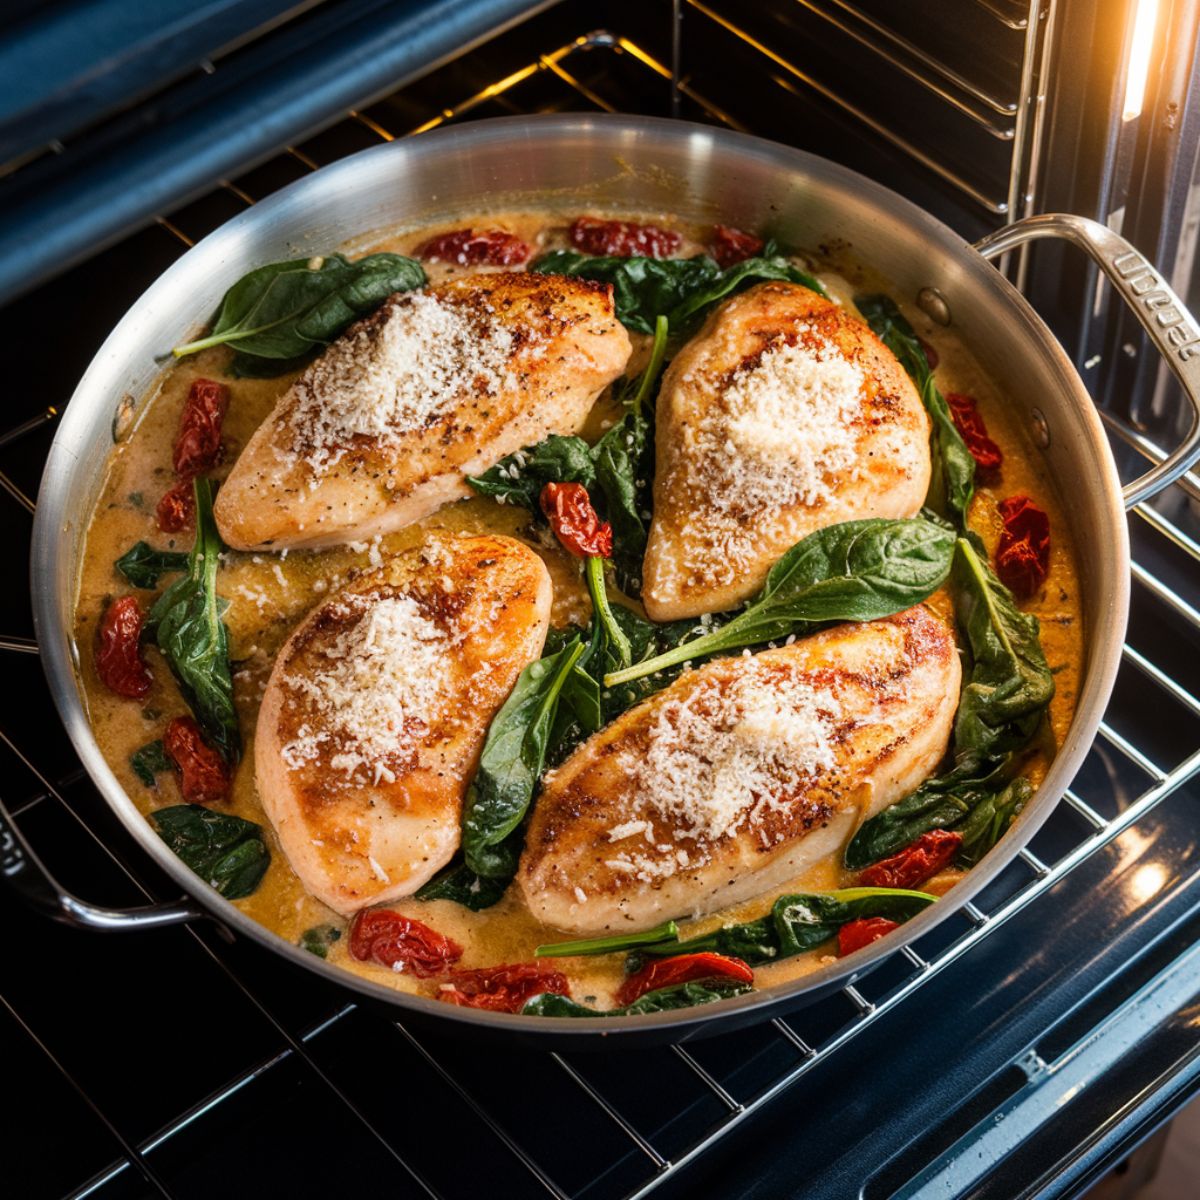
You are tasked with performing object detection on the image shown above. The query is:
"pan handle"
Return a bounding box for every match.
[0,793,205,930]
[973,213,1200,509]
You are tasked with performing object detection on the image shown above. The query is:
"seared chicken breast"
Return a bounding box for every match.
[642,282,931,620]
[519,605,959,935]
[215,273,632,551]
[256,532,551,916]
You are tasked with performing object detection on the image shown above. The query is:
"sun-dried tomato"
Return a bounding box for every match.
[349,909,463,976]
[946,392,1003,478]
[616,952,754,1007]
[157,378,228,531]
[917,337,939,371]
[859,830,963,890]
[156,480,194,532]
[415,228,531,266]
[173,378,229,478]
[569,216,682,259]
[163,716,231,805]
[95,595,153,699]
[540,481,613,558]
[996,494,1051,598]
[838,917,899,957]
[437,962,571,1012]
[711,224,764,268]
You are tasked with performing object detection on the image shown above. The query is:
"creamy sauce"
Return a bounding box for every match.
[73,211,1084,1009]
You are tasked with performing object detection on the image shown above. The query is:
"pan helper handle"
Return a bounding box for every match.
[0,791,205,931]
[974,213,1200,509]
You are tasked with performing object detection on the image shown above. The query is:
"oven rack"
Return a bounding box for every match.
[3,19,1199,1200]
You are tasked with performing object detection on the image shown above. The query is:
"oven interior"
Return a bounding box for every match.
[3,2,1200,1197]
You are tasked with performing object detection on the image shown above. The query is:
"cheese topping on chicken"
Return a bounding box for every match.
[519,606,959,934]
[256,532,551,915]
[215,272,632,551]
[642,282,931,620]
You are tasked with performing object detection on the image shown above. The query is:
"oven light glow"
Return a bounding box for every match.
[1122,0,1160,121]
[1129,862,1168,903]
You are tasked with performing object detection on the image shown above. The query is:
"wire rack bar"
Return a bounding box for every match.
[807,0,1018,118]
[1062,788,1109,830]
[551,1053,669,1168]
[686,0,1010,215]
[1096,720,1168,781]
[1132,561,1200,631]
[671,1045,743,1112]
[1121,644,1200,719]
[392,1021,571,1199]
[1100,408,1200,507]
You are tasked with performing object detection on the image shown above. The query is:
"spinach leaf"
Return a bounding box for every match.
[147,479,241,762]
[414,858,512,911]
[855,293,975,528]
[956,777,1033,867]
[533,251,720,334]
[151,804,269,900]
[533,250,825,335]
[129,739,172,787]
[299,924,342,959]
[462,635,586,879]
[843,756,1010,868]
[467,434,597,509]
[636,888,935,967]
[534,919,679,958]
[172,252,426,364]
[521,978,752,1017]
[604,516,956,686]
[953,536,1055,758]
[115,542,189,589]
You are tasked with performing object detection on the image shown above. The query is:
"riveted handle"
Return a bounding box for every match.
[0,793,204,931]
[974,213,1200,509]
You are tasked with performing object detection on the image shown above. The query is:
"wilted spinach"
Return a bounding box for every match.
[855,293,975,529]
[152,804,269,900]
[300,924,342,959]
[522,978,752,1017]
[146,479,240,762]
[462,635,586,880]
[604,516,957,686]
[115,542,188,589]
[633,888,935,968]
[414,857,512,911]
[467,434,598,509]
[533,248,825,335]
[129,739,172,787]
[172,252,426,366]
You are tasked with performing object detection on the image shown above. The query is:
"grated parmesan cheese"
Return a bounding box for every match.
[286,290,517,474]
[666,326,867,590]
[620,660,840,850]
[281,591,452,783]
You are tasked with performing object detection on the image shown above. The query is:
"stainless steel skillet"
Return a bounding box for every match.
[11,114,1200,1047]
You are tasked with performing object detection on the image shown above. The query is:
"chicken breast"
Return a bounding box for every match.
[215,272,632,550]
[519,605,959,935]
[642,282,931,620]
[256,532,551,915]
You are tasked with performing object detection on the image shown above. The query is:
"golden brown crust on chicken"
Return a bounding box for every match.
[215,272,631,550]
[642,283,931,620]
[518,605,959,934]
[256,532,551,915]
